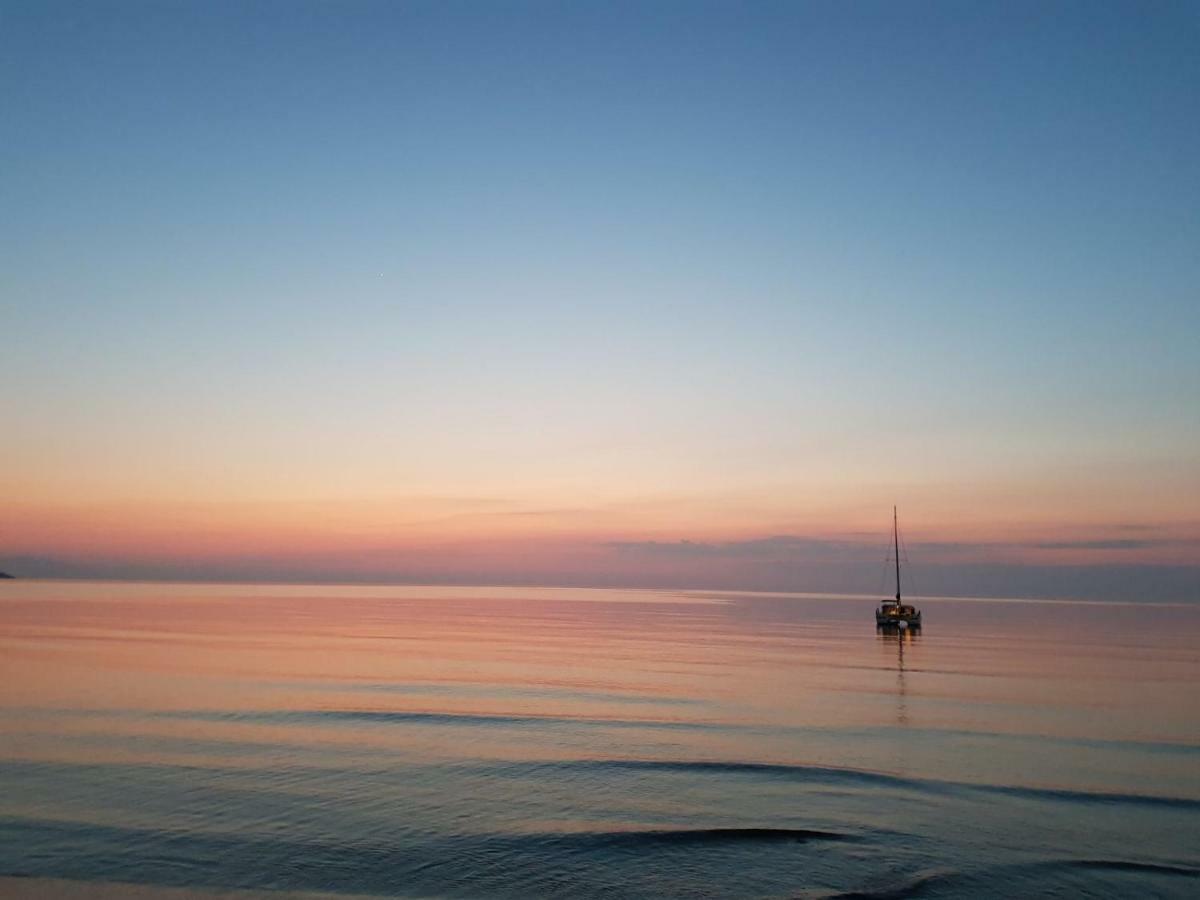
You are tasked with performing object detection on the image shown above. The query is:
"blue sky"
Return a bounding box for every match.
[2,1,1198,596]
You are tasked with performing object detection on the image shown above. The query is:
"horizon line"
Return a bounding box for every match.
[3,573,1196,608]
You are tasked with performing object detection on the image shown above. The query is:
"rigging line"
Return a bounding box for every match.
[876,531,893,597]
[898,521,919,599]
[876,555,890,598]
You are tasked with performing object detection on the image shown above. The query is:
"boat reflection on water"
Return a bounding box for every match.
[877,626,918,727]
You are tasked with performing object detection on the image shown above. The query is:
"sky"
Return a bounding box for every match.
[2,1,1198,599]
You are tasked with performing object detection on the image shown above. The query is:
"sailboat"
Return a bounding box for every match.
[876,507,922,629]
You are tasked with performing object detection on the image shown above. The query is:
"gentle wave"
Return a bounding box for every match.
[13,706,1197,762]
[484,758,1200,810]
[490,758,937,792]
[311,681,707,706]
[562,826,856,846]
[141,709,1200,757]
[157,708,719,731]
[7,752,1196,816]
[1058,858,1200,877]
[981,783,1200,810]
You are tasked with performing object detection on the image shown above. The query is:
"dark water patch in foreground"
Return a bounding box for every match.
[817,869,954,900]
[0,816,866,898]
[1062,858,1200,876]
[9,816,1197,900]
[821,858,1200,899]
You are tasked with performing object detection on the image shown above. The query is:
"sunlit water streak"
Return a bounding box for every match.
[1,581,1197,898]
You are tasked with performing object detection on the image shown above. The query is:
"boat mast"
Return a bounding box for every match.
[893,506,901,603]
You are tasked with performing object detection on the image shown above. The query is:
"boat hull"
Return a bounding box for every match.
[876,608,921,629]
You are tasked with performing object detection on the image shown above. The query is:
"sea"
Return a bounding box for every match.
[0,581,1197,899]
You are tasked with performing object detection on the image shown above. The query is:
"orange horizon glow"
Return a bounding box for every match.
[5,479,1198,580]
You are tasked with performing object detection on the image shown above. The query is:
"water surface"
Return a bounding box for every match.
[1,582,1197,898]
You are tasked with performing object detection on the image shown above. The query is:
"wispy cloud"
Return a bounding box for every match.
[606,534,1192,560]
[1026,539,1164,551]
[606,536,875,560]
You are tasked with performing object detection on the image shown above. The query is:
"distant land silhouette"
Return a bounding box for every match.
[0,571,13,579]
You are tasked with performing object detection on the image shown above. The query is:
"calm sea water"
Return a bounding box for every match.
[1,581,1197,898]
